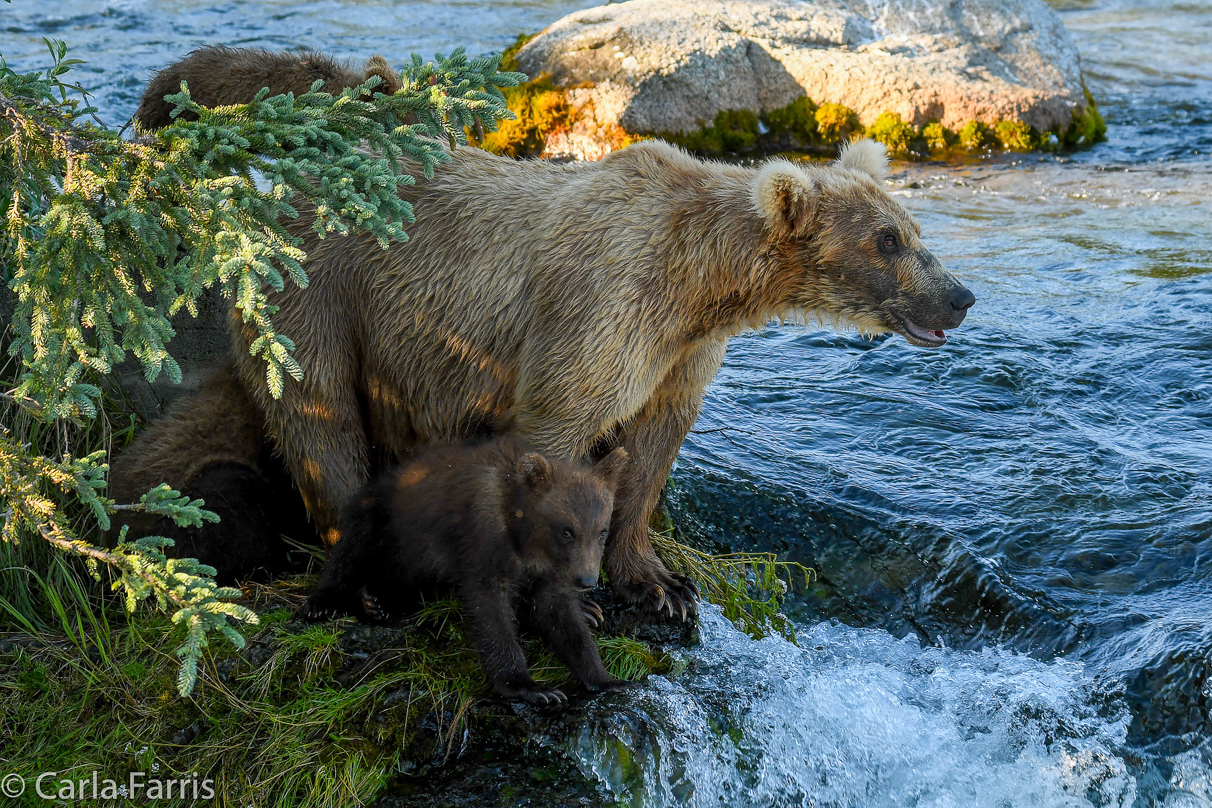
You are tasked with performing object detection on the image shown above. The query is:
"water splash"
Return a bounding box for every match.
[565,607,1136,807]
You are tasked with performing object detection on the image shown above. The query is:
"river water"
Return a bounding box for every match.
[3,0,1210,804]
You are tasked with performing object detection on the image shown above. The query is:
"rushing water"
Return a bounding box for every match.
[3,0,1211,804]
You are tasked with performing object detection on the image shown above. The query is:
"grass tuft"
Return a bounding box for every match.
[651,528,814,642]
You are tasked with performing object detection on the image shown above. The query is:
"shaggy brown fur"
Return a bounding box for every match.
[302,437,631,704]
[117,48,974,617]
[109,364,311,583]
[134,45,401,132]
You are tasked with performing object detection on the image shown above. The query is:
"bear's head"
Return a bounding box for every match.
[514,447,629,589]
[753,139,975,347]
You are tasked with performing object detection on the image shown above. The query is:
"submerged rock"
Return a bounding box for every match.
[512,0,1094,159]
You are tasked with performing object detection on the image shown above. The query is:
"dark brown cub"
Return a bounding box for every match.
[301,436,632,705]
[134,45,401,132]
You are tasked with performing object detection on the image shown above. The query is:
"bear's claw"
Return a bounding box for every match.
[360,586,392,623]
[581,597,604,629]
[519,687,567,706]
[300,594,346,622]
[638,577,697,622]
[612,558,698,621]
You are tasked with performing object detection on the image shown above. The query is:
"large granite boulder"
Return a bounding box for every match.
[514,0,1091,157]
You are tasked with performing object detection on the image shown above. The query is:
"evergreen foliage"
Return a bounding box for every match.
[0,35,522,695]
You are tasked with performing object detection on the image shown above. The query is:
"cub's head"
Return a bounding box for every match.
[753,139,975,347]
[514,447,629,589]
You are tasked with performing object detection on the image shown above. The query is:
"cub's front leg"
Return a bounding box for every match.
[527,581,634,694]
[460,579,565,706]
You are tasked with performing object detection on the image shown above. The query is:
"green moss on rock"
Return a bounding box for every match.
[485,34,1105,161]
[1059,83,1107,148]
[921,121,956,152]
[995,119,1036,151]
[664,108,761,153]
[763,96,819,148]
[867,112,917,158]
[959,120,996,152]
[814,103,864,145]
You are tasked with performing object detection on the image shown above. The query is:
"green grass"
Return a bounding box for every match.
[652,528,814,642]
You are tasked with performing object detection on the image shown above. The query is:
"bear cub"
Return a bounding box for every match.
[301,435,633,705]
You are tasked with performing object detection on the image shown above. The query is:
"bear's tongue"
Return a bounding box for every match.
[903,318,946,343]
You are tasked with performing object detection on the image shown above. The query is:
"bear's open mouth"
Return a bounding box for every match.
[892,313,948,347]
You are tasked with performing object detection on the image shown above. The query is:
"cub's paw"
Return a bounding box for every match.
[612,561,699,622]
[520,686,567,706]
[581,597,604,629]
[515,685,568,707]
[299,590,352,622]
[584,676,639,694]
[360,586,394,624]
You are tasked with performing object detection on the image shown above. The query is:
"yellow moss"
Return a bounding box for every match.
[959,120,995,151]
[477,75,574,158]
[994,119,1035,151]
[866,112,916,157]
[921,121,955,153]
[814,103,863,145]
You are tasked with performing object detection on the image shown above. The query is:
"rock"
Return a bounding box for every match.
[514,0,1091,157]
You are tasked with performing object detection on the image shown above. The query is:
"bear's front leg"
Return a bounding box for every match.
[232,315,369,550]
[300,507,386,621]
[606,343,725,620]
[460,580,566,706]
[527,581,634,694]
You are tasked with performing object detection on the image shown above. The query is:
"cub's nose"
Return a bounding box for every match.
[949,286,976,321]
[575,575,598,590]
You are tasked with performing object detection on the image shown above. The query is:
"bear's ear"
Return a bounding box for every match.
[363,55,401,95]
[594,447,629,487]
[518,452,553,491]
[753,161,817,237]
[836,138,888,182]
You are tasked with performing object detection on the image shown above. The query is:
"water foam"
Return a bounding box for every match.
[565,607,1136,807]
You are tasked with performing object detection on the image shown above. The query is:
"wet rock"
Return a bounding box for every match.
[515,0,1090,157]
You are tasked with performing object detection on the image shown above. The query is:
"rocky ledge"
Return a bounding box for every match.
[486,0,1103,160]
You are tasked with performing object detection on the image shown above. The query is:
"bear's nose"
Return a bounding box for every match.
[576,575,598,590]
[949,286,976,316]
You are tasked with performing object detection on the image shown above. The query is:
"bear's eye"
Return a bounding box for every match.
[599,529,609,542]
[562,528,574,541]
[881,233,900,254]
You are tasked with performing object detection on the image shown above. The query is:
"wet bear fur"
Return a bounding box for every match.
[118,46,975,614]
[301,436,632,705]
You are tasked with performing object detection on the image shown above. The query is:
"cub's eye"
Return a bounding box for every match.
[599,530,609,542]
[881,233,900,254]
[562,528,574,541]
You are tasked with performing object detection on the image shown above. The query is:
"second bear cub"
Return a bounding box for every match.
[302,436,632,704]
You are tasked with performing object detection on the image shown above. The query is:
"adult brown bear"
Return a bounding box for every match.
[113,47,975,619]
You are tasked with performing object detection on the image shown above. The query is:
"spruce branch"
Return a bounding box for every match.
[0,40,525,695]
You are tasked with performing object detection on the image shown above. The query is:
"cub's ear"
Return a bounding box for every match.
[836,138,889,182]
[753,161,817,237]
[594,447,629,487]
[363,55,401,95]
[518,452,553,491]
